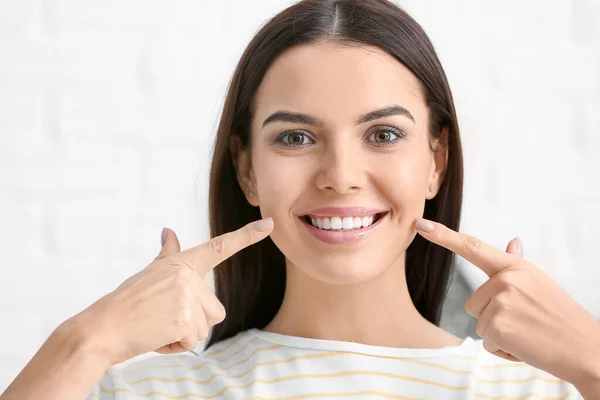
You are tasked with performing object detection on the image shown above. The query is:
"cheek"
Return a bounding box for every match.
[374,152,429,202]
[253,151,306,217]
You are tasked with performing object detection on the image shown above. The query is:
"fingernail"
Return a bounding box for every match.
[161,228,167,247]
[515,237,523,256]
[415,218,435,233]
[253,217,274,232]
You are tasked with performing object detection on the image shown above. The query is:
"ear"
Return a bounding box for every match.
[426,126,449,200]
[230,135,259,207]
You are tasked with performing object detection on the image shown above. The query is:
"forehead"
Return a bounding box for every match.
[253,41,427,129]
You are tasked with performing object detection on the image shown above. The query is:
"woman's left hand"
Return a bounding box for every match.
[415,217,600,389]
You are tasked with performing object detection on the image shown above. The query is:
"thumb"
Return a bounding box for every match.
[505,237,523,257]
[156,227,181,260]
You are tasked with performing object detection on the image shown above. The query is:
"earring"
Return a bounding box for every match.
[248,191,255,199]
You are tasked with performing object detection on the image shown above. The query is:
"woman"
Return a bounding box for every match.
[3,0,599,399]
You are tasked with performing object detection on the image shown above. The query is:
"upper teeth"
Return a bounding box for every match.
[309,216,375,230]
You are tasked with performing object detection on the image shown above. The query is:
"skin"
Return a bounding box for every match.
[232,40,600,394]
[235,40,463,348]
[4,40,599,400]
[415,219,600,397]
[0,220,275,399]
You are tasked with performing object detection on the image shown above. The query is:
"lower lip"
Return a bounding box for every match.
[299,213,387,244]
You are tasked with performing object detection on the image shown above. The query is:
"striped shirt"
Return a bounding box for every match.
[87,328,583,399]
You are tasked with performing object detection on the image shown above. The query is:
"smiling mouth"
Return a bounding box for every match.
[300,212,387,231]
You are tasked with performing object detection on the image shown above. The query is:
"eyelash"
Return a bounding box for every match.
[273,127,406,149]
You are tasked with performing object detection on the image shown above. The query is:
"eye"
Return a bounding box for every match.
[274,131,314,148]
[367,127,405,146]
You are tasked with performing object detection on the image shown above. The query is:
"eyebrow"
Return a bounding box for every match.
[261,105,415,129]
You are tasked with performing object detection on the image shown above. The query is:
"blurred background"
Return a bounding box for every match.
[1,0,599,392]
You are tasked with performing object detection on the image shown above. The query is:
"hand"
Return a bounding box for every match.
[73,217,274,366]
[415,217,600,386]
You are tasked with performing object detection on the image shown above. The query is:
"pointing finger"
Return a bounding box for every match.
[505,237,523,257]
[177,217,274,278]
[415,217,517,278]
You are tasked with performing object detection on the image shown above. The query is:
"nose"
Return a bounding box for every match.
[315,140,367,194]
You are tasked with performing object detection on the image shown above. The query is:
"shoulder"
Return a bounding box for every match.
[86,329,261,399]
[86,352,199,399]
[464,339,583,399]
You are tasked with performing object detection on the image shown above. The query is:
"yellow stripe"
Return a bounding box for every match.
[175,336,261,362]
[246,392,423,400]
[124,351,347,385]
[118,363,563,387]
[204,335,258,358]
[117,343,529,382]
[99,385,427,399]
[105,352,566,397]
[168,333,520,371]
[245,391,578,400]
[214,336,261,362]
[118,347,559,386]
[105,338,564,397]
[98,371,576,400]
[118,343,283,376]
[154,334,482,367]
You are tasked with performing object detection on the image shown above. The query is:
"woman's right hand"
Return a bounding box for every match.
[72,217,274,367]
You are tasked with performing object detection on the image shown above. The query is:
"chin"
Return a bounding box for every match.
[292,253,392,285]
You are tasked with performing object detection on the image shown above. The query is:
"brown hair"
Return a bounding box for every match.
[204,0,463,350]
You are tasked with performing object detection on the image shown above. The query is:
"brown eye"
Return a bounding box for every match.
[287,132,307,145]
[367,128,403,146]
[374,131,391,142]
[274,131,314,148]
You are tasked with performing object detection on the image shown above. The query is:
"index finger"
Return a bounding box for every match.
[415,218,515,277]
[177,217,274,278]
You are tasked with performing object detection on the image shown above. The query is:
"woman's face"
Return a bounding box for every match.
[237,41,446,284]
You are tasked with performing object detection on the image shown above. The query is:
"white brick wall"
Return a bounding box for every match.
[1,0,599,392]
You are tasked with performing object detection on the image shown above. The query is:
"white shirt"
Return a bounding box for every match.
[87,328,583,399]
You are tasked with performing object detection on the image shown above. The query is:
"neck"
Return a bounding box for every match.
[263,254,458,348]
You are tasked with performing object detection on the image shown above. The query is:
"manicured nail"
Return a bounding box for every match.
[415,218,435,233]
[253,217,274,232]
[161,227,167,247]
[515,237,523,256]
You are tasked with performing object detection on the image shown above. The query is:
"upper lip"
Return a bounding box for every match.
[303,207,388,218]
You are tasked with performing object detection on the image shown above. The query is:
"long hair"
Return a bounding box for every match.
[204,0,463,350]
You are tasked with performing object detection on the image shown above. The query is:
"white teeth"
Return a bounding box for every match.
[342,217,354,230]
[307,215,379,230]
[330,217,342,229]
